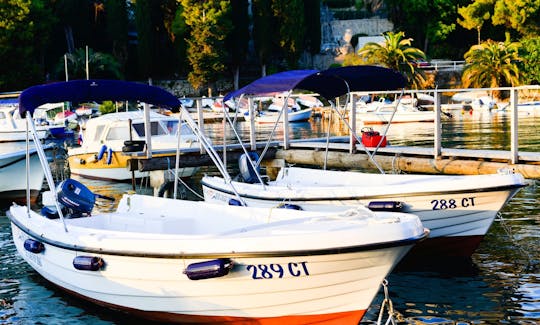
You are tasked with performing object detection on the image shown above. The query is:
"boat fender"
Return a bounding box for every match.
[75,158,86,165]
[106,147,113,165]
[228,198,242,206]
[277,203,303,210]
[97,144,107,160]
[24,238,45,254]
[367,201,404,212]
[184,258,233,280]
[73,256,104,271]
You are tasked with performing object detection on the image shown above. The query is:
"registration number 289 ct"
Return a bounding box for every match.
[246,262,309,279]
[431,197,476,210]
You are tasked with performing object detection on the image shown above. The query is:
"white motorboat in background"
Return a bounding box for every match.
[68,110,199,181]
[0,142,50,206]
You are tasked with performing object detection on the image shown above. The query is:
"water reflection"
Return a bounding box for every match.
[0,112,539,324]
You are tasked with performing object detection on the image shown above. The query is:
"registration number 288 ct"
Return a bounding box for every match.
[431,197,476,210]
[246,262,309,279]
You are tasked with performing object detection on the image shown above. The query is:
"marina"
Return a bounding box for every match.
[0,79,538,324]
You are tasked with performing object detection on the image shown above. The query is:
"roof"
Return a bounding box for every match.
[224,65,406,102]
[19,79,180,116]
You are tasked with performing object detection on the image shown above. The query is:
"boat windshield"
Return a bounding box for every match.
[131,121,168,137]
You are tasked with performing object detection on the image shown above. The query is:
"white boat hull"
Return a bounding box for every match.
[0,144,46,204]
[9,194,426,323]
[202,167,526,257]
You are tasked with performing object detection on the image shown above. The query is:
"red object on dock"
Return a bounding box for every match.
[361,127,387,147]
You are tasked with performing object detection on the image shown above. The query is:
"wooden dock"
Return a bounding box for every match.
[126,137,540,180]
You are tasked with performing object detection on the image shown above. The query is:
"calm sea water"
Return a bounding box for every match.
[0,110,538,324]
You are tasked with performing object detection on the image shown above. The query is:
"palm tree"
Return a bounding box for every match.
[57,47,123,80]
[461,40,522,99]
[357,31,427,89]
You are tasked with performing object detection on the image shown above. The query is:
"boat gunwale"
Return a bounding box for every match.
[7,211,428,259]
[201,178,527,202]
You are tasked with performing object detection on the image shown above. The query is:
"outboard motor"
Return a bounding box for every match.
[56,178,96,217]
[238,152,261,184]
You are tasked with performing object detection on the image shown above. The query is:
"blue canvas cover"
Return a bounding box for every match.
[19,79,180,116]
[224,65,406,102]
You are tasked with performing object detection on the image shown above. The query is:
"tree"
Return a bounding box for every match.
[252,0,274,76]
[386,0,469,57]
[358,31,427,89]
[457,0,495,45]
[56,47,123,80]
[181,0,232,94]
[226,0,250,90]
[0,0,56,91]
[461,40,522,98]
[304,0,321,56]
[135,0,175,79]
[520,37,540,85]
[492,0,540,38]
[104,0,128,73]
[54,0,92,53]
[271,0,305,69]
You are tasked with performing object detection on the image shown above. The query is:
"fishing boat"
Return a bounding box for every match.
[67,110,199,181]
[0,142,50,205]
[8,78,428,324]
[201,66,527,258]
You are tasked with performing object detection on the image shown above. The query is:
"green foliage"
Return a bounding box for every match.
[492,0,540,37]
[457,0,495,44]
[357,31,427,89]
[227,0,250,66]
[135,0,175,79]
[304,0,321,55]
[462,40,522,97]
[98,101,117,114]
[519,37,540,85]
[252,0,274,70]
[271,0,305,69]
[105,0,128,69]
[0,0,56,91]
[181,0,232,91]
[55,47,123,80]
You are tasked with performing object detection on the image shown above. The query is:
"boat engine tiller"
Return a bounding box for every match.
[56,178,96,217]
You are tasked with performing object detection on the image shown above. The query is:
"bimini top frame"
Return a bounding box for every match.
[223,65,407,175]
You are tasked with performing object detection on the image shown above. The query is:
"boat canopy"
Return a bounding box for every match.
[19,79,181,116]
[224,65,406,102]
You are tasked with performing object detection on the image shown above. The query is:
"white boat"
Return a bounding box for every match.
[0,105,53,141]
[203,166,525,257]
[9,79,428,324]
[205,66,527,258]
[356,102,435,124]
[0,142,49,205]
[67,110,199,181]
[246,107,312,124]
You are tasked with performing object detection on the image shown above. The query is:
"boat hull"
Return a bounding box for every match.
[202,170,525,258]
[68,152,198,181]
[0,148,45,205]
[9,207,420,324]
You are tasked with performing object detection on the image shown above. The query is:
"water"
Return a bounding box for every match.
[1,112,539,324]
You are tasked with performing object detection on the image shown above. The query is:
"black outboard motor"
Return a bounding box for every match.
[238,152,261,184]
[56,178,96,217]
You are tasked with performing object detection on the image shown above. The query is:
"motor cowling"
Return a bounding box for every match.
[56,178,96,217]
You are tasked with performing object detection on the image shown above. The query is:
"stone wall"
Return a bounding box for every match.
[331,18,393,41]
